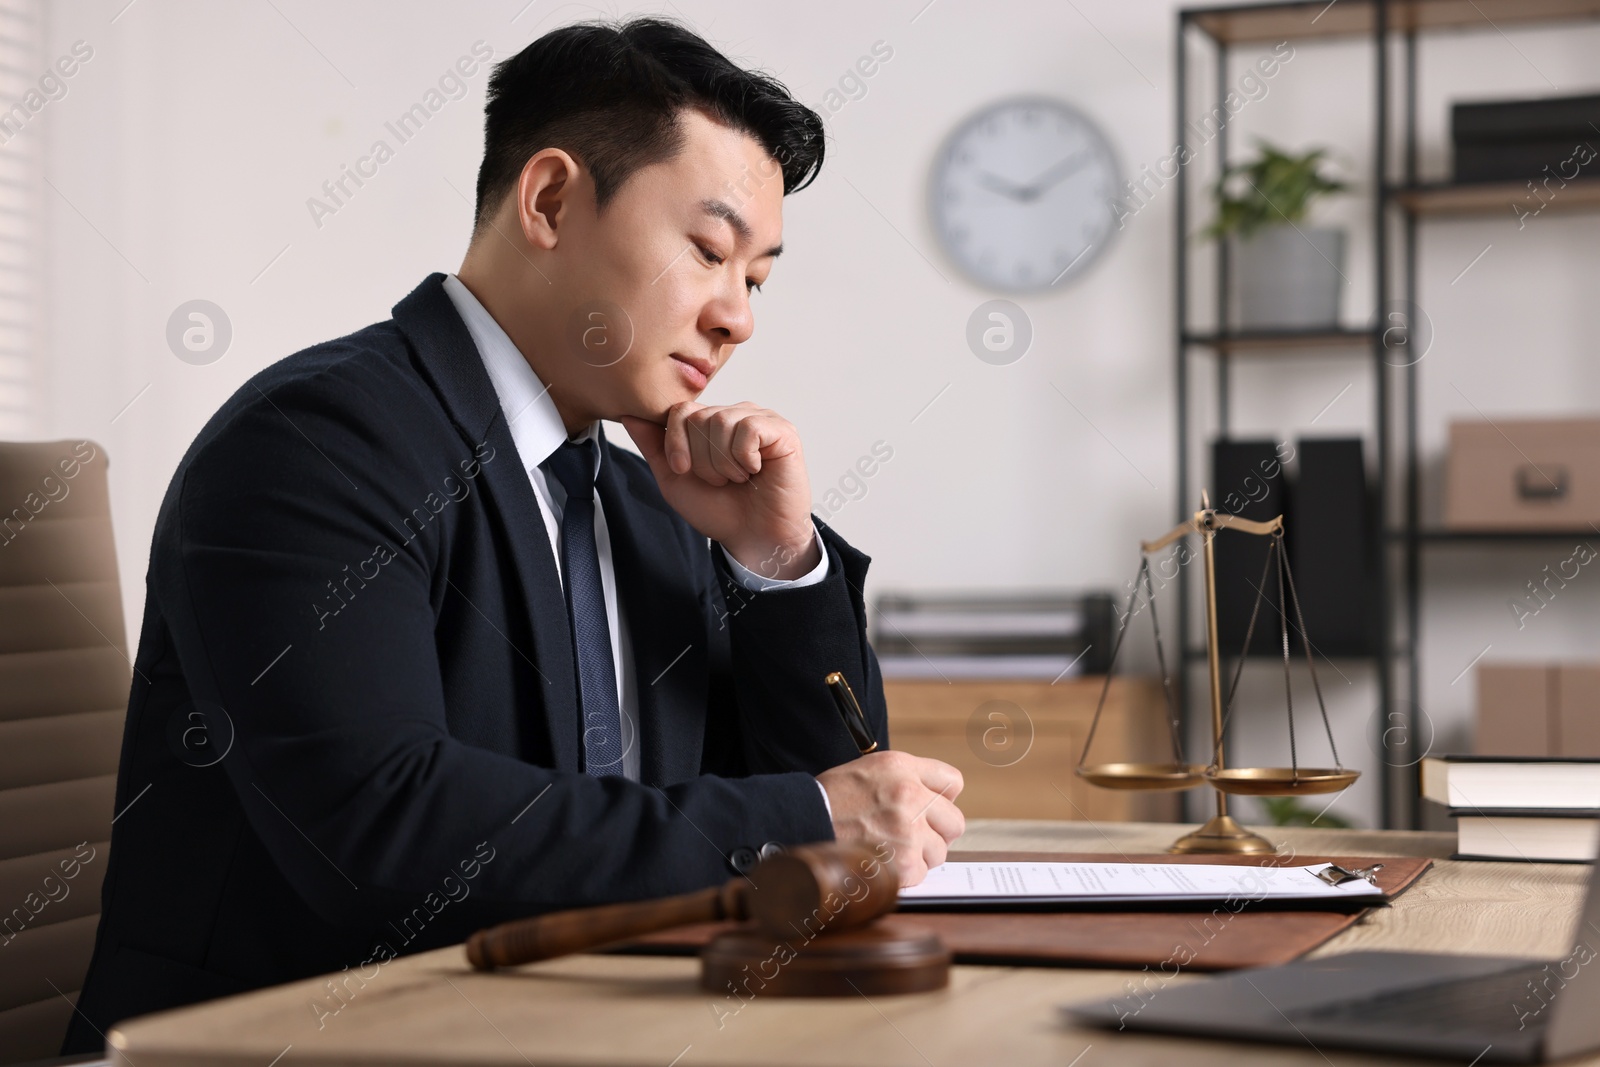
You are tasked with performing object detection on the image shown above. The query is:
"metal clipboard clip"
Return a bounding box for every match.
[1314,862,1384,887]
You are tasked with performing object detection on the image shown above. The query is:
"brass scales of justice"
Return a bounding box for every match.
[1075,492,1357,855]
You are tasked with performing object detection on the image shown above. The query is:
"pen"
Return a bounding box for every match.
[825,671,879,754]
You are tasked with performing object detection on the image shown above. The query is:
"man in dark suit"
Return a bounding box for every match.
[63,16,964,1053]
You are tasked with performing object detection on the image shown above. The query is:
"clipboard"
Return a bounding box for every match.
[613,851,1434,971]
[894,859,1387,912]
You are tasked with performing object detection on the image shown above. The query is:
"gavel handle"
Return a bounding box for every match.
[467,880,745,970]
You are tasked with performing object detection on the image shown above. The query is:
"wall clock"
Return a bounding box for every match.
[930,96,1122,292]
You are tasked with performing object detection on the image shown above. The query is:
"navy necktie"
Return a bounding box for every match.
[541,437,625,776]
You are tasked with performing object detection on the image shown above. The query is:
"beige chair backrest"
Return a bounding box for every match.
[0,440,127,1062]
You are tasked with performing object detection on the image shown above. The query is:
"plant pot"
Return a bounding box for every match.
[1233,225,1345,330]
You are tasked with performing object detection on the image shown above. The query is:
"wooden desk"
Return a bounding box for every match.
[106,821,1593,1066]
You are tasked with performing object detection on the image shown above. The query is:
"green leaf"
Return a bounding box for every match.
[1260,796,1356,829]
[1199,139,1350,242]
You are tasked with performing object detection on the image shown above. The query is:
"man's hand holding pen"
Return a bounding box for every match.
[817,752,965,888]
[821,673,966,887]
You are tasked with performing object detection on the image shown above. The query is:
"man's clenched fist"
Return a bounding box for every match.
[621,401,819,581]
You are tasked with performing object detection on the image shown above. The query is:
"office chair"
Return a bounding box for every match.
[0,440,126,1063]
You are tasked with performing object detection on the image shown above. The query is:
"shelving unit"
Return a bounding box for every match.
[1174,0,1600,829]
[1393,177,1600,214]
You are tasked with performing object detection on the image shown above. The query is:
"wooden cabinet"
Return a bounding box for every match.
[884,677,1181,822]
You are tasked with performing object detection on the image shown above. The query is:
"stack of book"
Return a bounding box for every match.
[1451,92,1600,183]
[871,592,1113,681]
[1421,755,1600,862]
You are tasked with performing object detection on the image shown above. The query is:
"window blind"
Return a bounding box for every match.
[0,0,38,437]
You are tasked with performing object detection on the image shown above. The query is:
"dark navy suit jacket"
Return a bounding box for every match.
[63,273,888,1051]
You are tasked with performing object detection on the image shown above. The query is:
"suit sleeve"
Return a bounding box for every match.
[158,361,835,940]
[706,517,892,777]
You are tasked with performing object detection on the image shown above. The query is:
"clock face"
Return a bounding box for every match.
[930,97,1121,292]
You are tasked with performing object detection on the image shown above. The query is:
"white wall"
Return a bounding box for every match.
[30,0,1600,827]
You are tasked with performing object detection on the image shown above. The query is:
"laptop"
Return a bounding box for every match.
[1062,857,1600,1063]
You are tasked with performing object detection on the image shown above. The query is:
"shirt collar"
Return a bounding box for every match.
[440,272,600,476]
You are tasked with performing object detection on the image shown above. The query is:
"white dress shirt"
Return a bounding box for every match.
[441,275,835,817]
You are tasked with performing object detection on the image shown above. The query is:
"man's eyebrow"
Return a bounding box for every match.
[700,198,783,258]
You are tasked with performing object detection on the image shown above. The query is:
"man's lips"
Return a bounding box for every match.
[671,353,714,389]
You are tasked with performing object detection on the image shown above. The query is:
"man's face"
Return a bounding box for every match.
[550,109,785,424]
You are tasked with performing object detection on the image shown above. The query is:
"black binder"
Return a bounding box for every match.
[1290,438,1376,656]
[1210,439,1286,657]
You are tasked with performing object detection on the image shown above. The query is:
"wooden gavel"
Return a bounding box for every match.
[467,842,898,970]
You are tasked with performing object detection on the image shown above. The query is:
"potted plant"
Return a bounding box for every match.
[1202,140,1350,330]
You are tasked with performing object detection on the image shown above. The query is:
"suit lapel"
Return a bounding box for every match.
[595,426,709,788]
[392,274,581,772]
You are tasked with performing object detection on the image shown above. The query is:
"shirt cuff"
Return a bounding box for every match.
[718,524,829,592]
[814,778,834,822]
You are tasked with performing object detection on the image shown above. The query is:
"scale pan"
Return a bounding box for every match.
[1205,767,1360,796]
[1076,763,1208,791]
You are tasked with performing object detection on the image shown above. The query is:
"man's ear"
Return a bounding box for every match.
[514,148,581,251]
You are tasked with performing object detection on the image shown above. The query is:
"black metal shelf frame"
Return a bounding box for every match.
[1173,0,1600,830]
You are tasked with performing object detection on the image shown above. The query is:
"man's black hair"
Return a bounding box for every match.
[473,17,825,228]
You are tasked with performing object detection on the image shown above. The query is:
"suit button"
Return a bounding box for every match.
[728,846,760,874]
[758,841,784,860]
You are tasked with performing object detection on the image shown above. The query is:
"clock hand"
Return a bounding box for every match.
[1016,151,1092,201]
[974,170,1030,201]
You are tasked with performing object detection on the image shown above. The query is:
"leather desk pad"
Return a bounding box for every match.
[613,850,1434,971]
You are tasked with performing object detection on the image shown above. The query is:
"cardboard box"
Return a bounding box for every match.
[1445,418,1600,530]
[1478,663,1600,758]
[1476,663,1555,757]
[1557,664,1600,758]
